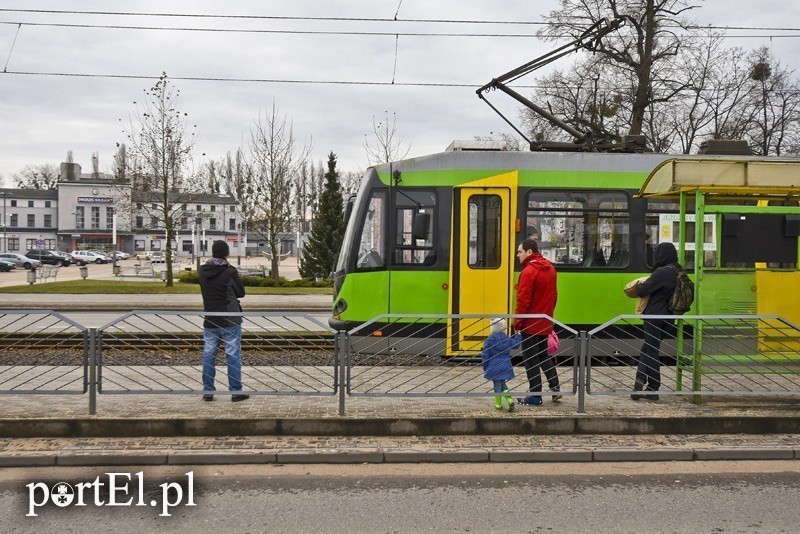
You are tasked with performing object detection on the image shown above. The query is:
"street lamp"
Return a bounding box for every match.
[0,191,11,254]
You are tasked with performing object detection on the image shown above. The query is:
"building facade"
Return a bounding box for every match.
[1,161,243,256]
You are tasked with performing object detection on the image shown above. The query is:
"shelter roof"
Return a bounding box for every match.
[638,157,800,200]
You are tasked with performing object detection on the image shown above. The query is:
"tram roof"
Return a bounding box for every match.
[374,150,800,177]
[375,150,672,175]
[638,157,800,199]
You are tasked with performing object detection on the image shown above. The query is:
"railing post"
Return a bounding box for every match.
[337,331,347,416]
[577,331,587,414]
[88,327,97,415]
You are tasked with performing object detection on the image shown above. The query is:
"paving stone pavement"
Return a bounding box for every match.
[1,391,800,419]
[1,433,798,454]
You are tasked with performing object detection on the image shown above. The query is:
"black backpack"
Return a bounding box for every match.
[668,265,694,314]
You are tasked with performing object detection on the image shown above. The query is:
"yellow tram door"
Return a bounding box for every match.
[447,178,515,356]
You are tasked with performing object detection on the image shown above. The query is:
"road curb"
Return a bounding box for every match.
[2,416,800,438]
[593,448,695,462]
[693,447,795,461]
[0,448,798,467]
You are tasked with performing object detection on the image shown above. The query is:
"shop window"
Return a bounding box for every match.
[75,207,84,229]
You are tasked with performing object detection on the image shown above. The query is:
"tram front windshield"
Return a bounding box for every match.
[335,173,370,273]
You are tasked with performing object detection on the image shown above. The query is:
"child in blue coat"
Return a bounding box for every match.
[482,318,521,412]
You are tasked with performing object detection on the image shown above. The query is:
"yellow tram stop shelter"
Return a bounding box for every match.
[638,157,800,395]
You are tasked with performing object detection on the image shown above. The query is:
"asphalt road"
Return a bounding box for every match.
[1,462,798,533]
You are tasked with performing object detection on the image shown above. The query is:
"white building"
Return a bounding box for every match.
[1,160,242,256]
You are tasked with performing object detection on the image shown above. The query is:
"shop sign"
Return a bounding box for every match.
[77,197,114,203]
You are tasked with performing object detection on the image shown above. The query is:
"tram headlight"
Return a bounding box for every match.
[333,298,348,315]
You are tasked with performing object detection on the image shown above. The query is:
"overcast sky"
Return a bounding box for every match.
[0,0,798,185]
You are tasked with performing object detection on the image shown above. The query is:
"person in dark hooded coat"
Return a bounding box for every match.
[632,242,681,400]
[198,240,248,402]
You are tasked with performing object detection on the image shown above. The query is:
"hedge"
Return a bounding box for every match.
[178,270,332,288]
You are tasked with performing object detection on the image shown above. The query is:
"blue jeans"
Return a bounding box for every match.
[493,380,508,393]
[202,325,243,394]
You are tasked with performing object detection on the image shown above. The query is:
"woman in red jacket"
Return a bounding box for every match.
[513,238,560,406]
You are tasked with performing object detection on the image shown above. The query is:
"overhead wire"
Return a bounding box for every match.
[4,70,800,95]
[0,8,799,32]
[0,20,797,39]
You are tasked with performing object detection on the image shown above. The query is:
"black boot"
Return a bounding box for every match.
[631,379,645,401]
[643,388,660,401]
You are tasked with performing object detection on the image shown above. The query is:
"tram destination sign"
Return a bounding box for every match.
[77,196,113,203]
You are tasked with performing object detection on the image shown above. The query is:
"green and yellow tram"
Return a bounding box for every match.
[330,146,800,349]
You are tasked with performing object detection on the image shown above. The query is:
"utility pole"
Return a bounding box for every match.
[112,212,117,272]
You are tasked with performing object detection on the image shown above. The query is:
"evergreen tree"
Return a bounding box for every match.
[299,151,344,279]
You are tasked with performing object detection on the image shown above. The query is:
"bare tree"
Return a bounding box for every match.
[12,164,59,189]
[539,0,699,137]
[746,47,800,156]
[249,101,310,284]
[363,111,411,165]
[340,170,362,198]
[120,72,198,286]
[521,57,629,144]
[113,143,128,182]
[220,148,256,255]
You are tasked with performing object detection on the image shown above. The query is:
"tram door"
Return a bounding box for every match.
[448,187,512,354]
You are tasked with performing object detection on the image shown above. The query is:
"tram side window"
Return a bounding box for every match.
[356,191,386,270]
[645,199,716,270]
[394,190,436,266]
[468,195,502,269]
[526,191,629,268]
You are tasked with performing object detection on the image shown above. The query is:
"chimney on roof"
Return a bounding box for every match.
[60,162,82,182]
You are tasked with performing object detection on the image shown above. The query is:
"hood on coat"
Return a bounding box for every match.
[522,253,553,271]
[653,242,678,270]
[198,263,228,279]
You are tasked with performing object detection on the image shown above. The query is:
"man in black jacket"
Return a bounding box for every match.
[198,240,248,402]
[632,242,680,401]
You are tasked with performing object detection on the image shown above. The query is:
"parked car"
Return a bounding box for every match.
[47,250,76,267]
[135,251,152,261]
[0,259,15,272]
[67,253,88,266]
[85,249,114,261]
[0,252,41,269]
[109,251,130,260]
[71,250,109,264]
[150,252,166,263]
[26,249,71,267]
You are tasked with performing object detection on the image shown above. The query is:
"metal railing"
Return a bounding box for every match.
[587,315,800,398]
[0,310,87,394]
[2,310,800,415]
[96,311,337,398]
[345,314,579,404]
